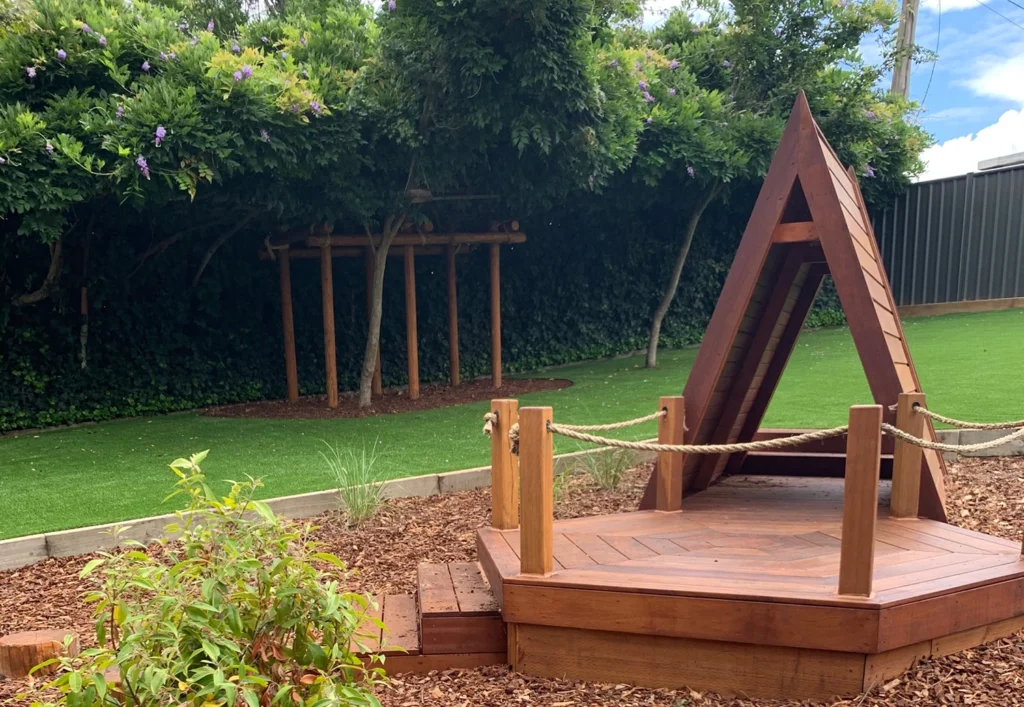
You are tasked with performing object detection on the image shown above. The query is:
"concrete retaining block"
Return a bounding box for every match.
[44,513,178,558]
[959,429,1024,457]
[382,474,440,499]
[438,466,491,494]
[0,535,47,571]
[267,489,340,519]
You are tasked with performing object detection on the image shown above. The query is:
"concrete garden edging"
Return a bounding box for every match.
[0,428,1016,573]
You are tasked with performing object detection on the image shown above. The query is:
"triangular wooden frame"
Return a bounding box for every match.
[641,92,948,521]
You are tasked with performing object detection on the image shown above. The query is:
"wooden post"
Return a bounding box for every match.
[656,396,685,511]
[278,246,299,403]
[519,407,553,575]
[838,405,883,597]
[404,245,419,400]
[490,243,502,389]
[891,393,926,519]
[320,244,338,409]
[490,399,519,529]
[447,244,460,387]
[364,248,383,396]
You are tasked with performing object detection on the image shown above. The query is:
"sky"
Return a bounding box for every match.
[642,0,1024,182]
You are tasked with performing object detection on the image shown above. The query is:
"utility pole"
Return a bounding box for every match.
[890,0,919,98]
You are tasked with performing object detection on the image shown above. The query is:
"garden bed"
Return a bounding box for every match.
[2,458,1022,706]
[203,376,573,420]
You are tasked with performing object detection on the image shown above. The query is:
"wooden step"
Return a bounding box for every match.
[418,562,507,656]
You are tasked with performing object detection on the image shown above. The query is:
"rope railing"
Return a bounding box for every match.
[882,423,1024,453]
[553,409,666,432]
[913,405,1024,431]
[544,422,850,454]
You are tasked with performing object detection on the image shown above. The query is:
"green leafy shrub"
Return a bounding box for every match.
[575,448,635,491]
[322,441,386,527]
[30,451,385,707]
[552,470,571,508]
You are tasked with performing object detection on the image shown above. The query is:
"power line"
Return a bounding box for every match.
[921,0,940,106]
[974,0,1024,31]
[999,0,1024,15]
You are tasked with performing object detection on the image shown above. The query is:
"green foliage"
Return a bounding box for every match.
[552,469,571,508]
[28,451,384,707]
[321,440,386,526]
[575,447,634,490]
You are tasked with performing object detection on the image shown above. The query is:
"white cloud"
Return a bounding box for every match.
[919,108,1024,179]
[920,0,984,11]
[966,54,1024,103]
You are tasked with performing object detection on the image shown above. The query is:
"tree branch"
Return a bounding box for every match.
[189,210,261,289]
[13,229,71,307]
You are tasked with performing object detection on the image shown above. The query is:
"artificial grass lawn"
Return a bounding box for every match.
[1,308,1022,540]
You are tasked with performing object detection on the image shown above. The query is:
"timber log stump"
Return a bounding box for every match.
[0,630,80,679]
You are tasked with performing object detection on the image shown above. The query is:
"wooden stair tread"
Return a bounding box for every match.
[418,562,500,617]
[381,593,420,656]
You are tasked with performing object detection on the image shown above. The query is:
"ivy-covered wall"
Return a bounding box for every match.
[0,193,842,432]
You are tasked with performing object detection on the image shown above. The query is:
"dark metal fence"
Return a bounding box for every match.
[871,165,1024,306]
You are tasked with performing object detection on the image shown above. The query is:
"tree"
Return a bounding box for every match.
[627,0,932,367]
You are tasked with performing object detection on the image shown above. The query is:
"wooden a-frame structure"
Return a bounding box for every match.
[642,92,948,521]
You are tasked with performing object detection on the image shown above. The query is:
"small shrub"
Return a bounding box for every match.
[29,451,385,707]
[322,440,386,526]
[575,448,635,490]
[552,470,571,507]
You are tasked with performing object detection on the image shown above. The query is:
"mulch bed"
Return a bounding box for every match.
[203,377,572,420]
[2,458,1022,706]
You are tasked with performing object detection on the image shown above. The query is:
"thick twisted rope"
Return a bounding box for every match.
[913,406,1024,431]
[482,411,498,436]
[882,423,1024,453]
[553,410,666,432]
[544,423,850,454]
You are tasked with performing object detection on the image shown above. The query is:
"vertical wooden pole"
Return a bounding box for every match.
[363,248,383,396]
[838,405,883,597]
[519,407,553,575]
[490,243,502,389]
[447,244,460,387]
[890,393,926,519]
[490,399,519,529]
[656,396,686,511]
[320,244,338,409]
[278,247,299,403]
[404,245,419,400]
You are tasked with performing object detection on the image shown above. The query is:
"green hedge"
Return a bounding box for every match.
[0,191,844,432]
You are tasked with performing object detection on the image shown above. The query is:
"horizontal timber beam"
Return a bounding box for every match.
[307,232,527,248]
[773,221,816,243]
[259,246,452,260]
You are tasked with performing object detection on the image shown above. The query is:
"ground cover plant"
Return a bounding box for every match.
[0,309,1022,540]
[24,451,384,707]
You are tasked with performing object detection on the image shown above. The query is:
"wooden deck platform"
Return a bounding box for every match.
[478,476,1024,698]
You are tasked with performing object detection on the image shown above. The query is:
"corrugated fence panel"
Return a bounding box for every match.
[871,166,1024,306]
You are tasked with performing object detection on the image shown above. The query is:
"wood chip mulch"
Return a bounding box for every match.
[2,459,1022,706]
[202,377,572,420]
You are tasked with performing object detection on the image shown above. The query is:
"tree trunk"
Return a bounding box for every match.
[14,236,65,307]
[358,215,406,407]
[646,184,722,368]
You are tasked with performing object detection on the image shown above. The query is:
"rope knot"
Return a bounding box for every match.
[509,422,520,455]
[482,411,498,436]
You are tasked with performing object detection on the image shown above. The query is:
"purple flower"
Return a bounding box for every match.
[300,36,307,46]
[638,80,648,90]
[141,60,150,72]
[232,42,241,54]
[774,27,782,37]
[99,35,107,46]
[191,35,200,46]
[178,21,188,32]
[280,52,288,59]
[387,0,396,9]
[722,59,731,68]
[81,23,92,33]
[207,19,215,32]
[302,69,309,78]
[669,59,679,70]
[864,165,876,178]
[669,88,676,96]
[168,52,177,60]
[608,59,619,68]
[26,66,36,78]
[57,48,67,60]
[160,52,168,61]
[260,128,270,142]
[136,155,150,179]
[45,141,54,154]
[686,166,695,177]
[0,157,5,164]
[261,35,269,43]
[242,64,252,78]
[233,70,243,81]
[865,109,877,120]
[154,125,167,146]
[642,91,655,104]
[289,103,299,113]
[646,117,653,124]
[634,60,642,70]
[310,100,322,115]
[116,104,125,119]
